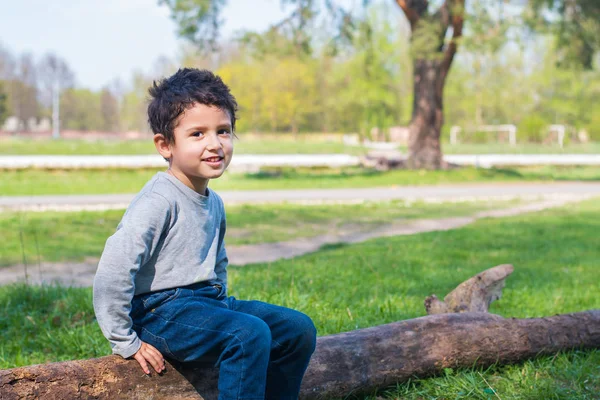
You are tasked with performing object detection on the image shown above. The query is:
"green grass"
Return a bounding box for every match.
[2,200,599,399]
[378,351,600,400]
[1,199,518,266]
[231,198,600,330]
[225,199,518,245]
[3,165,600,196]
[0,284,106,367]
[3,137,600,156]
[1,137,368,156]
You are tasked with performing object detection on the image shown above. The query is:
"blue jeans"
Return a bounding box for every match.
[130,282,317,400]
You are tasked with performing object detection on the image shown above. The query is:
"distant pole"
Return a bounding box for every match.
[52,79,60,139]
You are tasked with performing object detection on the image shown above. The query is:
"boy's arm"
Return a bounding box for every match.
[214,200,228,293]
[93,193,172,359]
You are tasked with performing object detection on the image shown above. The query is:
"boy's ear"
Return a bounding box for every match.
[154,134,172,160]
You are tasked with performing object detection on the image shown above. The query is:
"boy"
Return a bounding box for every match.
[93,68,317,400]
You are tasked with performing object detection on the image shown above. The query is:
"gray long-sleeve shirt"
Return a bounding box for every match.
[93,172,228,358]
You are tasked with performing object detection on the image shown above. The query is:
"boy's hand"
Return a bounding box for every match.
[133,341,166,374]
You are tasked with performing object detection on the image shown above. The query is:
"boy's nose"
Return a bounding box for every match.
[206,133,223,149]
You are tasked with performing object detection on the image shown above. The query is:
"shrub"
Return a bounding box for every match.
[518,114,547,143]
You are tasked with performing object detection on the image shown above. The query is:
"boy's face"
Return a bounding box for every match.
[155,103,234,194]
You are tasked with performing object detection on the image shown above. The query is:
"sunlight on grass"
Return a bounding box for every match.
[0,137,367,156]
[0,199,519,266]
[1,199,599,398]
[2,165,600,196]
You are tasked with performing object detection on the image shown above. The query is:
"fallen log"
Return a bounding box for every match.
[2,265,599,399]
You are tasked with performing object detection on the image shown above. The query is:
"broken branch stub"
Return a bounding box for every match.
[424,264,514,314]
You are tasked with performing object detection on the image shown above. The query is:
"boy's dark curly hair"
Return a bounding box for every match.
[147,68,238,143]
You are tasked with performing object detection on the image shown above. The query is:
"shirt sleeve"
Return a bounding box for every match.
[214,197,228,294]
[93,192,172,358]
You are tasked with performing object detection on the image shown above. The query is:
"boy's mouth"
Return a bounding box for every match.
[203,156,224,162]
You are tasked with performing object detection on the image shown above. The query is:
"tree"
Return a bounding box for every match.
[528,0,600,70]
[10,53,39,131]
[393,0,467,168]
[120,71,153,133]
[37,53,75,138]
[161,0,468,168]
[60,88,102,131]
[100,87,120,132]
[160,1,599,168]
[0,81,8,126]
[326,3,411,136]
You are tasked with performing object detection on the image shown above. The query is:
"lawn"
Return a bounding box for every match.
[3,137,600,155]
[1,199,599,398]
[1,137,368,156]
[3,165,600,196]
[1,199,519,267]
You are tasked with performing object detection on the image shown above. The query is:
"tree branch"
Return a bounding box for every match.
[396,0,429,29]
[439,0,465,84]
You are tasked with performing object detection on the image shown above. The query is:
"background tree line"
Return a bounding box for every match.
[1,1,598,144]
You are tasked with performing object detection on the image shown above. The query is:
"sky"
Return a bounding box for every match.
[0,0,352,90]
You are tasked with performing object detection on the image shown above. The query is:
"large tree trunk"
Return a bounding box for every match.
[2,265,599,399]
[397,0,465,170]
[406,59,445,169]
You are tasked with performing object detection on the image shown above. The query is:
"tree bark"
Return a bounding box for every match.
[406,59,445,169]
[2,265,599,399]
[396,0,465,170]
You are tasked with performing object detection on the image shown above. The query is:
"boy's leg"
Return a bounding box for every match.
[228,298,317,400]
[131,285,271,400]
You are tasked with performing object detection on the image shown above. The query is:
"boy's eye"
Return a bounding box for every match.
[218,129,231,135]
[192,131,204,137]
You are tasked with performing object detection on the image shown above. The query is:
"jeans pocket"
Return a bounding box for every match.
[140,288,181,311]
[139,327,176,359]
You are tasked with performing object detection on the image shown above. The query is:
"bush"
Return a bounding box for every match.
[584,113,600,142]
[518,115,547,143]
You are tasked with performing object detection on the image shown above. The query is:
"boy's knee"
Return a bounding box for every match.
[291,312,317,353]
[235,317,272,351]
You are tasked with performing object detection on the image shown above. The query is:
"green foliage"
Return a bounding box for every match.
[1,1,597,139]
[119,72,153,133]
[445,34,600,140]
[158,0,227,50]
[211,2,411,134]
[100,88,120,132]
[528,0,600,70]
[4,79,39,128]
[0,81,8,125]
[327,4,411,132]
[518,114,547,143]
[60,88,103,130]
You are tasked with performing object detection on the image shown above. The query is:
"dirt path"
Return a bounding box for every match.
[0,194,592,287]
[4,182,600,211]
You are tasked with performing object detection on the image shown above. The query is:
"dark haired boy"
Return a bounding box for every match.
[93,68,317,399]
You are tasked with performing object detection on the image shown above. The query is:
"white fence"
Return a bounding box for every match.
[450,125,517,146]
[3,154,600,170]
[449,124,579,148]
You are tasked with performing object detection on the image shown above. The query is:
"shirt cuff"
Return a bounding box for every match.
[113,336,142,359]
